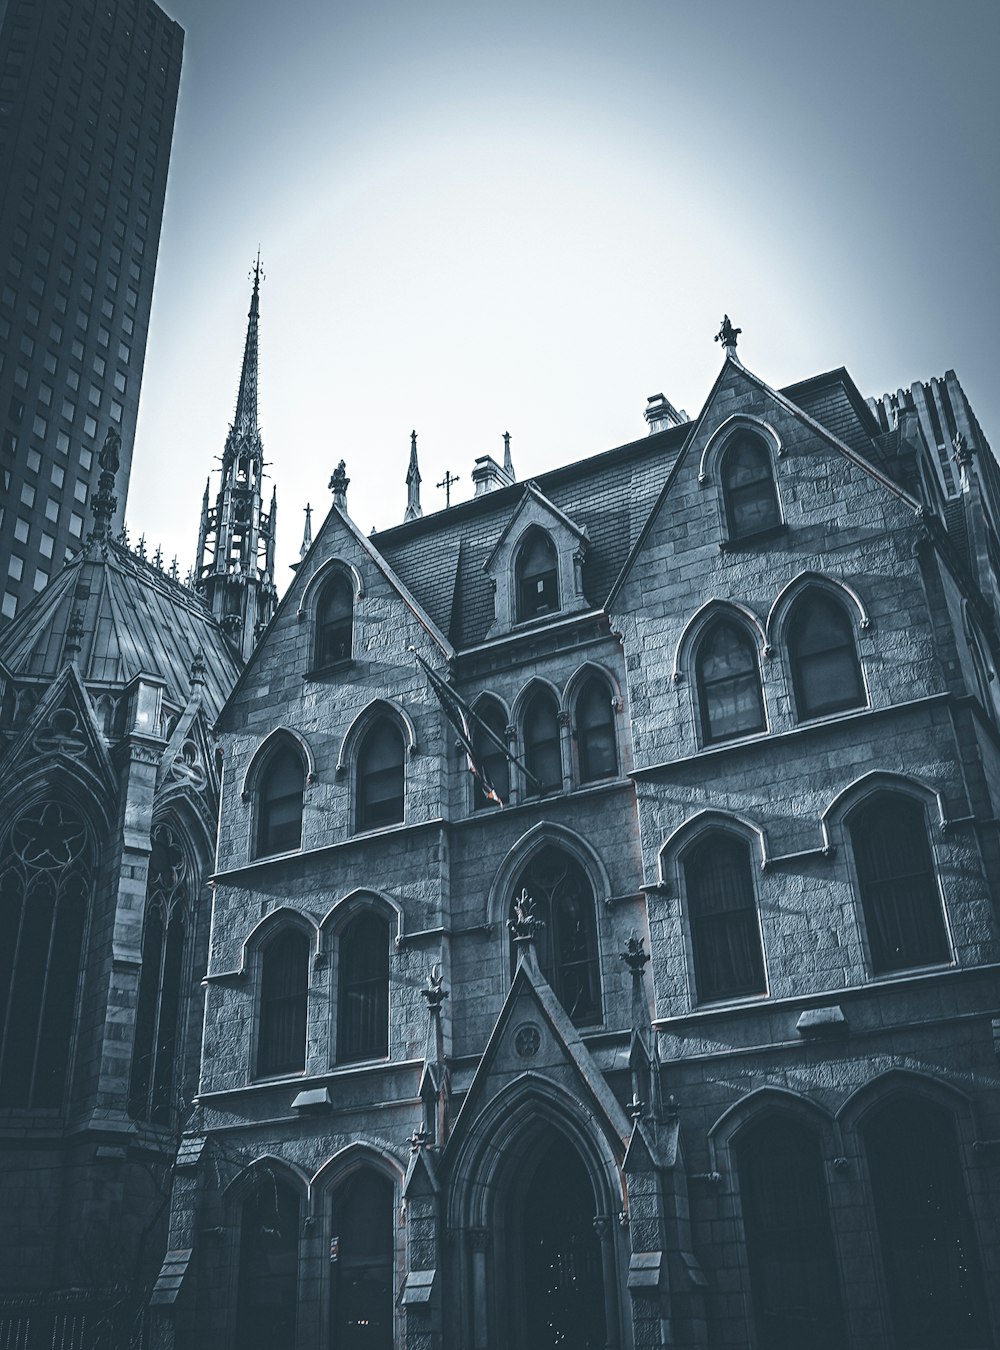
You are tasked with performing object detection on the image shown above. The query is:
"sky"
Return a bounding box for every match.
[128,0,1000,585]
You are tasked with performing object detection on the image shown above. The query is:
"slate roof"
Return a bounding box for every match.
[0,535,240,717]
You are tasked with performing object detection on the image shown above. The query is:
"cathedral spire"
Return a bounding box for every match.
[404,429,422,522]
[194,259,278,661]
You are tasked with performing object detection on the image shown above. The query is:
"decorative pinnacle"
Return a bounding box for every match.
[503,430,514,480]
[626,1092,645,1124]
[330,460,350,511]
[404,430,422,522]
[508,888,544,943]
[190,650,206,687]
[620,932,649,975]
[714,314,741,351]
[300,503,313,560]
[64,606,85,662]
[421,964,449,1014]
[953,431,975,469]
[89,426,121,543]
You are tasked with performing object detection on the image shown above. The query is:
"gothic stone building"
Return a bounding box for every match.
[143,335,1000,1350]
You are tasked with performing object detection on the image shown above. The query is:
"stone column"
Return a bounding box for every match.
[593,1215,620,1349]
[469,1228,490,1350]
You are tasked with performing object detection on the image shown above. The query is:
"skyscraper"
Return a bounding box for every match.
[0,0,183,623]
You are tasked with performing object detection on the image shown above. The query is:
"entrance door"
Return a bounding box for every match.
[330,1169,394,1350]
[514,1134,608,1350]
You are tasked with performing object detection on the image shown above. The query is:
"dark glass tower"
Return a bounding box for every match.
[0,0,183,623]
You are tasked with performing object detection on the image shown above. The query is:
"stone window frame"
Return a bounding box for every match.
[297,557,364,679]
[466,690,512,815]
[241,906,318,1084]
[242,728,315,862]
[483,485,590,638]
[766,572,872,726]
[697,414,786,550]
[319,889,401,1069]
[658,810,771,1011]
[673,599,770,751]
[512,676,567,800]
[337,699,417,836]
[563,660,624,785]
[822,773,955,982]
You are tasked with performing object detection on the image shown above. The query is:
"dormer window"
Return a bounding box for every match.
[314,572,353,669]
[722,434,781,540]
[516,529,559,623]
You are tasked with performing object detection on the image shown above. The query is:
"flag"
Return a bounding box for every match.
[411,649,506,806]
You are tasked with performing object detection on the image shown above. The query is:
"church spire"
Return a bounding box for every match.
[194,258,278,661]
[404,429,422,522]
[300,502,313,559]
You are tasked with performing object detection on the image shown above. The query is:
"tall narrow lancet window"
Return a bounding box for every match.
[695,621,765,743]
[737,1116,847,1350]
[848,792,949,972]
[509,847,601,1025]
[0,801,92,1108]
[523,688,562,796]
[684,832,766,1002]
[256,928,309,1077]
[472,698,510,810]
[236,1179,300,1350]
[256,746,304,857]
[330,1170,395,1350]
[515,529,559,622]
[315,572,353,668]
[337,912,390,1063]
[865,1098,989,1350]
[721,433,781,539]
[575,675,618,782]
[129,821,188,1124]
[356,719,405,830]
[787,592,864,719]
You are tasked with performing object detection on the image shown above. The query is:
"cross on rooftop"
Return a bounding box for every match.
[436,470,460,507]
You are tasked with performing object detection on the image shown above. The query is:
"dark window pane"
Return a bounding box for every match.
[338,913,389,1063]
[738,1117,847,1350]
[849,794,949,972]
[789,594,864,719]
[331,1170,394,1350]
[523,690,561,795]
[315,574,353,667]
[723,435,781,539]
[237,1181,300,1350]
[473,699,510,810]
[357,719,404,829]
[576,676,617,782]
[257,930,309,1077]
[696,621,765,742]
[516,530,559,622]
[866,1099,989,1350]
[685,833,766,1002]
[509,847,601,1025]
[257,747,304,856]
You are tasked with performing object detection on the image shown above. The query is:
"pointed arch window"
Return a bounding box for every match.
[684,832,766,1002]
[509,846,601,1025]
[473,697,510,810]
[356,718,405,830]
[848,792,949,973]
[330,1169,395,1350]
[722,433,781,540]
[256,745,304,857]
[575,675,617,783]
[523,688,562,796]
[129,821,188,1125]
[516,529,559,622]
[736,1116,846,1350]
[695,620,765,743]
[256,928,309,1077]
[0,801,92,1108]
[864,1098,989,1350]
[337,912,389,1063]
[236,1178,300,1350]
[314,571,353,669]
[788,592,864,719]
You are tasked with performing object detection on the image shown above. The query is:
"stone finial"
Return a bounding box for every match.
[329,460,350,511]
[169,556,179,581]
[953,431,975,470]
[714,314,742,352]
[153,545,163,569]
[507,888,544,944]
[620,932,649,975]
[421,964,449,1014]
[404,431,422,523]
[89,427,121,544]
[137,534,147,560]
[300,503,313,560]
[626,1091,645,1124]
[190,650,206,688]
[502,430,515,481]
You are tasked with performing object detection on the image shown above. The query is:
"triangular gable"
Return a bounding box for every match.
[606,353,923,610]
[483,481,589,572]
[216,500,455,727]
[0,662,116,798]
[444,949,632,1165]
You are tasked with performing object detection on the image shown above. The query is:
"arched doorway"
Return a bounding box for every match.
[329,1168,395,1349]
[505,1131,609,1350]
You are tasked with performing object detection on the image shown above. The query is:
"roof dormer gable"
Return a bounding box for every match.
[484,483,590,637]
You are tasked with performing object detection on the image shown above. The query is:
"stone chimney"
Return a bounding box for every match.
[644,393,687,435]
[472,454,515,496]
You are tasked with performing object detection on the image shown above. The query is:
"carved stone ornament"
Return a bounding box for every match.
[620,931,649,975]
[513,1022,541,1059]
[507,888,544,942]
[32,706,89,760]
[420,963,449,1013]
[168,737,207,790]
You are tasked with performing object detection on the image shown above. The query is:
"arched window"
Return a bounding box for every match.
[473,698,510,810]
[736,1115,846,1350]
[864,1097,989,1350]
[356,718,405,830]
[509,846,601,1025]
[515,529,559,622]
[684,832,766,1002]
[787,592,864,719]
[695,620,765,743]
[848,793,949,973]
[129,821,188,1125]
[0,800,92,1108]
[256,746,304,857]
[256,928,309,1077]
[721,434,781,540]
[575,675,617,782]
[522,688,562,796]
[314,572,354,668]
[337,912,389,1063]
[330,1169,395,1350]
[236,1178,300,1350]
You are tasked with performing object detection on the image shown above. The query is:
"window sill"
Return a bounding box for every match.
[304,658,354,681]
[869,959,955,983]
[719,523,788,552]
